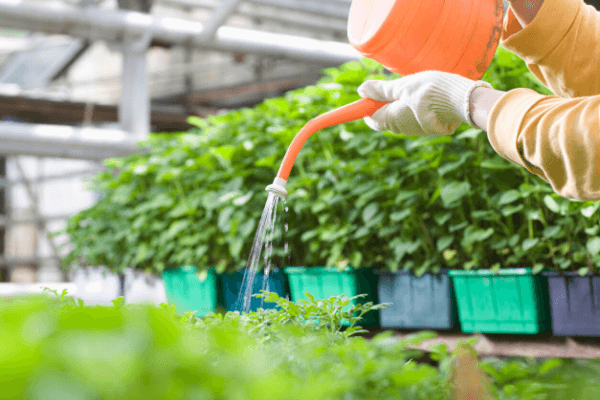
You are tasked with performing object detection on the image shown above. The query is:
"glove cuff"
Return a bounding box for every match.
[432,73,493,127]
[463,81,494,128]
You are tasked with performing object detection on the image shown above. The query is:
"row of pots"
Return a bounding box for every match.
[161,266,600,337]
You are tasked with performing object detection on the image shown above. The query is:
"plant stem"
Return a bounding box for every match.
[417,215,434,254]
[174,179,191,209]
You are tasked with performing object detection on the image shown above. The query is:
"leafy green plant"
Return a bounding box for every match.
[3,292,600,400]
[51,45,600,277]
[252,290,391,340]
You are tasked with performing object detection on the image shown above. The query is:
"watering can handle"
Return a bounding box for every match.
[275,97,388,181]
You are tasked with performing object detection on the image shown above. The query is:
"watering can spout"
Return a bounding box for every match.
[265,97,387,197]
[266,177,288,198]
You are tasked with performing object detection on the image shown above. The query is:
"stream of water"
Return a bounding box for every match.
[234,191,287,313]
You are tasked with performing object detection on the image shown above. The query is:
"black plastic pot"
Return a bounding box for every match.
[543,271,600,336]
[375,269,460,330]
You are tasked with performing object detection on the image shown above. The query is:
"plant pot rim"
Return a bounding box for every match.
[284,266,364,274]
[373,267,450,275]
[542,270,600,277]
[225,267,283,275]
[448,268,537,276]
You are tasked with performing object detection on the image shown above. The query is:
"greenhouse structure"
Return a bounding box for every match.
[3,1,600,398]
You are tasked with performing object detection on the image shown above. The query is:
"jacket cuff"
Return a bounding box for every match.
[500,0,581,64]
[487,88,547,171]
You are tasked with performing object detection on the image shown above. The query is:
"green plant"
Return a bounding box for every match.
[252,290,391,340]
[4,291,600,400]
[52,46,600,277]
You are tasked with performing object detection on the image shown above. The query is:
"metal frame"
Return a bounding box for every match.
[157,0,349,32]
[0,0,360,152]
[0,0,359,281]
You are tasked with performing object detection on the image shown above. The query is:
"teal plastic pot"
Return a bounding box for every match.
[221,267,288,313]
[375,269,459,330]
[161,266,218,317]
[285,266,379,326]
[449,268,551,334]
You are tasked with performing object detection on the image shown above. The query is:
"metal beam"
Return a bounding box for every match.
[119,30,153,140]
[201,0,243,39]
[158,0,348,32]
[247,0,350,19]
[0,122,142,160]
[14,158,63,276]
[0,2,361,65]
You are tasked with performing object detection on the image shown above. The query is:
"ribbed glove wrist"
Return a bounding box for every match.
[357,70,496,137]
[431,73,494,128]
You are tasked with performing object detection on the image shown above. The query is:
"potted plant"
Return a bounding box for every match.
[54,58,398,316]
[370,45,558,333]
[538,197,600,336]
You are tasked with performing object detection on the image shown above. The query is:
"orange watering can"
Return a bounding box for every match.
[266,0,506,198]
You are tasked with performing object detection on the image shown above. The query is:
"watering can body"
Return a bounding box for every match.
[266,0,507,192]
[347,0,506,81]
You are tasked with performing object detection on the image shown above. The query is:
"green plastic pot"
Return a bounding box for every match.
[161,266,218,317]
[448,268,551,334]
[284,266,379,326]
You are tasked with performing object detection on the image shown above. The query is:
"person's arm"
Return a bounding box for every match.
[509,0,545,27]
[469,87,506,132]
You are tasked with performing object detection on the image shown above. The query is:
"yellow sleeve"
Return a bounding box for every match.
[487,0,600,201]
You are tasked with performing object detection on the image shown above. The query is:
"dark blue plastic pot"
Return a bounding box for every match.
[221,267,288,312]
[376,269,460,330]
[543,271,600,336]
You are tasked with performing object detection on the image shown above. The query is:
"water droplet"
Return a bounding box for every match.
[284,223,288,232]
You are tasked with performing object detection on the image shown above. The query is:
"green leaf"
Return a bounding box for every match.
[587,237,600,256]
[578,267,590,277]
[301,230,318,242]
[490,262,501,274]
[581,203,600,218]
[480,157,511,169]
[462,227,494,247]
[526,209,543,220]
[433,212,452,226]
[436,236,454,252]
[362,203,379,224]
[522,238,539,251]
[392,239,421,261]
[455,128,483,140]
[543,195,560,213]
[449,221,468,233]
[390,209,411,222]
[440,181,471,208]
[165,220,189,241]
[229,238,244,259]
[437,153,471,177]
[394,190,418,204]
[428,185,441,206]
[543,225,561,238]
[538,358,563,375]
[585,226,600,236]
[532,263,544,274]
[498,190,521,205]
[218,207,234,232]
[501,204,524,216]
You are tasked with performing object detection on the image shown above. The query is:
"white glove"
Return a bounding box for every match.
[357,70,493,137]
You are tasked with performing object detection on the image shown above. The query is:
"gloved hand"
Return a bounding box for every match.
[357,70,493,136]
